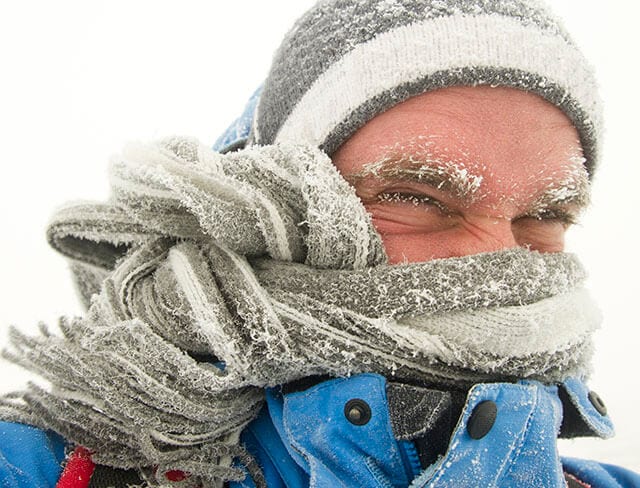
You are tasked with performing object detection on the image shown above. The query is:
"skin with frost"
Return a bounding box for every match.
[332,86,589,264]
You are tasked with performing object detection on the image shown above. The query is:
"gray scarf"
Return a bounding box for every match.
[1,138,599,487]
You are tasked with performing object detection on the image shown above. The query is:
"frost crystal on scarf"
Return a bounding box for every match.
[1,138,599,487]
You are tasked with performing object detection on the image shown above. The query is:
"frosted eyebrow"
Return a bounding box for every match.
[531,171,591,211]
[346,156,484,203]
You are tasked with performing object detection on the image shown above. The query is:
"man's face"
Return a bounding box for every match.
[332,86,589,264]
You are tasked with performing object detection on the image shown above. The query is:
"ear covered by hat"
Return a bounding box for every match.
[242,0,601,175]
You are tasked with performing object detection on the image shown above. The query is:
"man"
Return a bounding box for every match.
[1,0,638,487]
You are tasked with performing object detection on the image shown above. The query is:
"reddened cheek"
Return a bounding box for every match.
[379,233,459,263]
[369,212,569,263]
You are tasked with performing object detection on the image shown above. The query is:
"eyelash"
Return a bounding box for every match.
[376,191,453,214]
[519,208,579,226]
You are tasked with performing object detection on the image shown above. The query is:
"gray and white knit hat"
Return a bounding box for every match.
[250,0,601,174]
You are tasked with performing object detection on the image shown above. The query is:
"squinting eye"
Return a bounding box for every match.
[377,192,452,214]
[520,208,579,227]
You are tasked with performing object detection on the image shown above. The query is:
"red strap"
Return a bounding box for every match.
[56,447,193,487]
[56,446,96,488]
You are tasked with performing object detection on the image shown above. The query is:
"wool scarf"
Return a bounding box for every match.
[1,138,599,487]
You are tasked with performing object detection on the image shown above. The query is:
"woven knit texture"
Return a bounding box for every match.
[252,0,601,173]
[1,138,599,487]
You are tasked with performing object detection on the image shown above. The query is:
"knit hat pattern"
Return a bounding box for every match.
[250,0,601,173]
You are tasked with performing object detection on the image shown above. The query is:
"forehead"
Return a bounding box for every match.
[332,86,587,207]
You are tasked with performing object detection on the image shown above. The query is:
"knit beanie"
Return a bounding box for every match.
[249,0,601,174]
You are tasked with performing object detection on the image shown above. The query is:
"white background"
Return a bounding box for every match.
[1,0,639,472]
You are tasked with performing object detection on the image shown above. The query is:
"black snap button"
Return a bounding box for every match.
[588,390,607,416]
[344,399,372,426]
[467,400,498,440]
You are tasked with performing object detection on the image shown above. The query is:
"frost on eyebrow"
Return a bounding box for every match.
[347,136,485,203]
[528,153,591,214]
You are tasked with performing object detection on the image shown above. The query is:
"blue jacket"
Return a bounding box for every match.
[2,374,639,487]
[228,373,640,488]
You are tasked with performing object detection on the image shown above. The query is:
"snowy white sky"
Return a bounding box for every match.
[0,0,639,472]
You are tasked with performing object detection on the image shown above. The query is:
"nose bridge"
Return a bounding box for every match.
[463,214,519,253]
